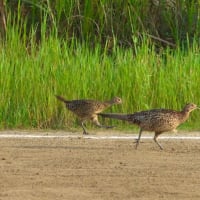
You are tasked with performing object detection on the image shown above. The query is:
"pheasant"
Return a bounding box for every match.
[99,103,199,149]
[56,95,122,135]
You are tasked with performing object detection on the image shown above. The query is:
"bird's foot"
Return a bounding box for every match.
[134,139,140,143]
[96,124,115,129]
[134,139,142,150]
[83,130,89,135]
[104,125,115,129]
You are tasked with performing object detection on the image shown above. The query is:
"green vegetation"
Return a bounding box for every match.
[0,1,200,130]
[6,0,200,48]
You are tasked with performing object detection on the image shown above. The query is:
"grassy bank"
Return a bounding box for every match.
[0,1,200,130]
[0,30,200,130]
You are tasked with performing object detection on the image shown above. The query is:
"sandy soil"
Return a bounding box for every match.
[1,130,200,200]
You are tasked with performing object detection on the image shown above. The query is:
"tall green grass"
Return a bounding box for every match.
[0,2,200,131]
[0,26,200,130]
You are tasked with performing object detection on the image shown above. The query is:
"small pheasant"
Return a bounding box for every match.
[99,103,199,149]
[55,95,122,135]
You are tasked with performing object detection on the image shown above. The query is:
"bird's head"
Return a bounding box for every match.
[111,97,122,104]
[183,103,200,113]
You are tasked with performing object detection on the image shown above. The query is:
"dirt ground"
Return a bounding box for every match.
[1,130,200,200]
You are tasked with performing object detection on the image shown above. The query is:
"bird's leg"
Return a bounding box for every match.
[81,122,89,135]
[154,132,163,150]
[92,116,115,129]
[101,125,115,129]
[135,128,143,149]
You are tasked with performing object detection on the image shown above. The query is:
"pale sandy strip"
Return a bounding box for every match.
[0,134,200,140]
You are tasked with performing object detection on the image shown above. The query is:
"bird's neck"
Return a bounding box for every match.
[179,111,190,123]
[104,100,115,105]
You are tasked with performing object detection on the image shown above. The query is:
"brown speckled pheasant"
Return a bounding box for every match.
[99,103,199,149]
[56,95,122,135]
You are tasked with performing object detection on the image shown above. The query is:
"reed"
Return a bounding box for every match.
[5,1,200,47]
[0,1,200,131]
[0,30,200,129]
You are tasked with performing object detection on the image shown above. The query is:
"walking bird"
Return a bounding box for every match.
[55,95,122,135]
[99,103,199,149]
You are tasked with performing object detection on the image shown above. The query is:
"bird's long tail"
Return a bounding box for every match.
[98,113,130,122]
[55,95,70,103]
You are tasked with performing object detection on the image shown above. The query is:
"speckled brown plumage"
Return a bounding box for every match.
[55,95,122,134]
[99,103,199,149]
